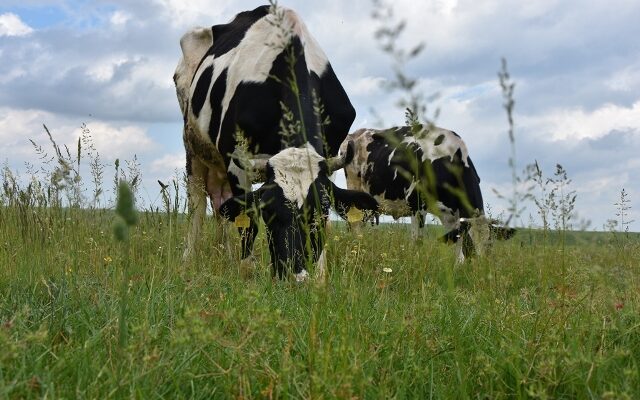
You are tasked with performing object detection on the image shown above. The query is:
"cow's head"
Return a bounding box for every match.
[440,216,516,262]
[219,143,378,280]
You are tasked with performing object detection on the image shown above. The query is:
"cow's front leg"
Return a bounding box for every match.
[227,160,261,277]
[239,217,259,258]
[434,202,465,264]
[235,219,257,278]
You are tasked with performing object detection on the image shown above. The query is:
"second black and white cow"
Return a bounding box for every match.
[340,125,514,262]
[174,5,378,280]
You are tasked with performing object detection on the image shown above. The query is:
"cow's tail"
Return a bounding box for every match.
[343,140,355,165]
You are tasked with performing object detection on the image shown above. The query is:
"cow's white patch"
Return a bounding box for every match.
[315,249,326,282]
[388,149,396,166]
[295,269,309,282]
[283,9,328,76]
[455,241,465,264]
[191,55,216,139]
[269,143,323,208]
[402,127,470,167]
[405,180,418,199]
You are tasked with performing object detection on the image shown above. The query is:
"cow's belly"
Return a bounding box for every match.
[184,123,233,212]
[374,196,412,219]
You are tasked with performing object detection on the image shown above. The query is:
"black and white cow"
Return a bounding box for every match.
[340,125,514,262]
[174,5,378,280]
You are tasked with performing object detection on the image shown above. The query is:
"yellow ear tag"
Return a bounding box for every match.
[234,213,251,229]
[346,207,364,223]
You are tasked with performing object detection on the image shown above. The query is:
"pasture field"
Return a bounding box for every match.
[1,202,639,399]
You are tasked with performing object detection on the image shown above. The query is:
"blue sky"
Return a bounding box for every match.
[1,0,639,231]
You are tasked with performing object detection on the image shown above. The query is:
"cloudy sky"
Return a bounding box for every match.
[1,0,639,231]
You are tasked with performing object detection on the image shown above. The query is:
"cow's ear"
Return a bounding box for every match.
[330,183,378,214]
[219,189,262,221]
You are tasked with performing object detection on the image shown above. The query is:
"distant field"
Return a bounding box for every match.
[1,204,639,398]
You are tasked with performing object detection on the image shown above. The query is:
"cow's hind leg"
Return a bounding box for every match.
[183,157,208,261]
[410,212,426,240]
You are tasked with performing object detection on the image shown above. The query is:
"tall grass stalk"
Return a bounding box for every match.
[114,180,138,349]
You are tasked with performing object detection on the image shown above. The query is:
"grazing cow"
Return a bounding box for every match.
[174,5,378,280]
[340,125,514,262]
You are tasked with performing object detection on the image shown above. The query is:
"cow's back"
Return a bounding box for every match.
[181,5,353,165]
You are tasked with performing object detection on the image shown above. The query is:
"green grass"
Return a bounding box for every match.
[1,205,639,399]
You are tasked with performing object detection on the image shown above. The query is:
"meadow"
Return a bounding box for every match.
[1,4,638,397]
[1,175,639,398]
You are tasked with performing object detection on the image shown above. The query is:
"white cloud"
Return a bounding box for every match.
[523,101,640,141]
[347,76,386,97]
[149,151,186,183]
[150,152,184,175]
[0,108,156,171]
[73,122,156,160]
[606,65,640,92]
[0,67,27,84]
[0,12,34,37]
[0,108,61,160]
[152,0,236,28]
[85,56,130,82]
[110,10,132,27]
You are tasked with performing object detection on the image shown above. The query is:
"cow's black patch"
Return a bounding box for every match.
[192,65,212,118]
[185,150,192,176]
[207,68,227,144]
[315,64,356,156]
[434,134,445,146]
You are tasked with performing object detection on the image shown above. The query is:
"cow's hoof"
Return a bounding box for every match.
[294,269,309,283]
